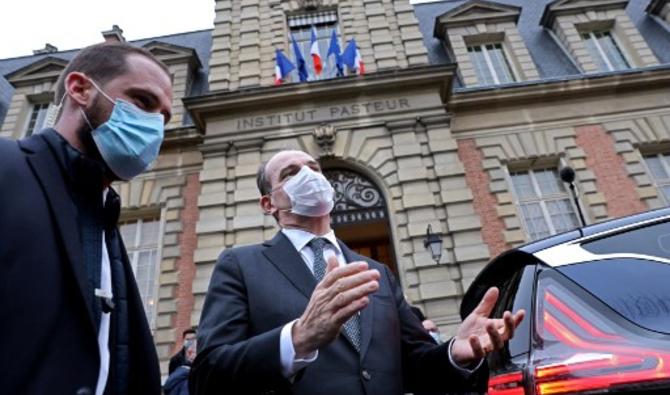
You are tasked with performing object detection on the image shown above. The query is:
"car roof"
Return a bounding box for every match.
[460,206,670,319]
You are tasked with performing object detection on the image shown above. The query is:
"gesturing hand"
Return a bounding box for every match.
[451,287,525,365]
[292,256,380,358]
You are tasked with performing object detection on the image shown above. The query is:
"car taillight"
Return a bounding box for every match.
[531,276,670,395]
[488,371,524,395]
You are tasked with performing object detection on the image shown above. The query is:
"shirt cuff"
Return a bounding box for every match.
[280,319,318,378]
[447,338,484,377]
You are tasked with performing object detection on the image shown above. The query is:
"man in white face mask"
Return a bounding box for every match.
[192,150,525,395]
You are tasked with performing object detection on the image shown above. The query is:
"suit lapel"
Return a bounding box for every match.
[339,240,374,359]
[20,136,96,332]
[262,232,317,300]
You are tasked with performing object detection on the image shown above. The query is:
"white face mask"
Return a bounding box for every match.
[280,165,335,217]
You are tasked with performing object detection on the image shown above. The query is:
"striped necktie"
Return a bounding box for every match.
[308,237,361,352]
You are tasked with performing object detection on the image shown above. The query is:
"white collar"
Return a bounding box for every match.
[281,228,341,253]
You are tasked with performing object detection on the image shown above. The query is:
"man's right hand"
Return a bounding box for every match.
[291,256,380,357]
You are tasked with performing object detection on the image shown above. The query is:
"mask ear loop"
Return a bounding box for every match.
[87,77,116,105]
[51,91,68,124]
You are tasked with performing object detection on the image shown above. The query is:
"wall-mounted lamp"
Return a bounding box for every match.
[424,224,443,264]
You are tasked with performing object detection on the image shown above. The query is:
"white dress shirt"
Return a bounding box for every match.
[95,190,113,395]
[277,227,481,379]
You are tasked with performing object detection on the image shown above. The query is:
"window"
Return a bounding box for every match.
[25,103,50,137]
[119,218,161,326]
[510,168,580,240]
[467,43,515,86]
[581,30,629,72]
[288,10,340,81]
[644,153,670,205]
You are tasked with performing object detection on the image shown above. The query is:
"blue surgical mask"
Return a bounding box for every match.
[80,78,164,180]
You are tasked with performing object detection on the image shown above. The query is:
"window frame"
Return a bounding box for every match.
[466,42,517,86]
[24,102,51,137]
[118,211,166,330]
[581,30,631,72]
[642,152,670,206]
[287,10,342,82]
[507,166,582,241]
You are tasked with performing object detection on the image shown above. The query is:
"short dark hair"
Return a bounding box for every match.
[256,161,271,196]
[182,327,197,338]
[54,42,170,103]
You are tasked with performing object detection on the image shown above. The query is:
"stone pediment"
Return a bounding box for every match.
[434,0,521,38]
[142,41,201,68]
[540,0,630,27]
[5,56,69,87]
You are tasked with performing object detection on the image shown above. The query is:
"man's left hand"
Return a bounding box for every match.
[451,287,525,365]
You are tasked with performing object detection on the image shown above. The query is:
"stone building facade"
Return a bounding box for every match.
[1,0,670,374]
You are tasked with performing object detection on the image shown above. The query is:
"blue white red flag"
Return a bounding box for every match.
[342,38,365,75]
[291,34,309,82]
[275,49,295,85]
[310,26,323,76]
[327,29,343,77]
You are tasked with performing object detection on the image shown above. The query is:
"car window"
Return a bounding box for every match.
[582,220,670,259]
[487,264,535,359]
[558,258,670,334]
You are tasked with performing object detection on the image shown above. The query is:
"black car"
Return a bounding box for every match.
[461,207,670,395]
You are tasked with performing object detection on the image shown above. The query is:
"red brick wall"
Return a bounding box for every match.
[457,138,509,258]
[575,124,646,218]
[172,173,200,351]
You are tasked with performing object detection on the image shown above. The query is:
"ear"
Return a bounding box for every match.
[64,72,94,107]
[259,194,274,215]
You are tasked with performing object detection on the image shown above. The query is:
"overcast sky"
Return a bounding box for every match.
[0,0,437,59]
[0,0,215,59]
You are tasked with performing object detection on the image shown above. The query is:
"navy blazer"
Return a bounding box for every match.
[0,134,160,394]
[191,232,487,395]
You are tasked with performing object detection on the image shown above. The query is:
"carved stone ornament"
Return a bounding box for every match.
[297,0,322,10]
[313,123,337,156]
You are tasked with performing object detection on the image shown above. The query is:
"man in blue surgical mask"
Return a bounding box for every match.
[191,150,525,395]
[0,42,172,395]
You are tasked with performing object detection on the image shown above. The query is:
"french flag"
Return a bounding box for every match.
[342,38,365,75]
[310,26,323,75]
[275,49,295,85]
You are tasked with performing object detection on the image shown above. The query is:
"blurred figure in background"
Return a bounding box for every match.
[169,327,198,374]
[165,338,197,395]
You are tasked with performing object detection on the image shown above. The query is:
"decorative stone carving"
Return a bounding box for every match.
[297,0,321,10]
[313,123,337,156]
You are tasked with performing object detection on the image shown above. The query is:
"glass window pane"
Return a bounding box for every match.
[290,23,339,82]
[139,220,160,247]
[663,186,670,202]
[558,258,670,334]
[511,172,537,199]
[468,46,494,86]
[135,249,158,324]
[26,103,49,137]
[645,156,668,181]
[597,31,629,71]
[583,33,608,71]
[535,169,564,196]
[582,219,670,259]
[487,43,514,84]
[522,203,551,240]
[119,222,138,248]
[546,199,579,233]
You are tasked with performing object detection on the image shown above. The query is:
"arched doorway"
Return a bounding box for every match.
[324,168,398,275]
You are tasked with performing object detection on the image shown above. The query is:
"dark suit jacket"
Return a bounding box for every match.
[191,232,487,395]
[0,134,160,394]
